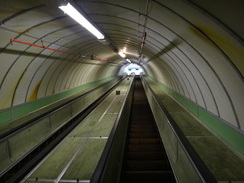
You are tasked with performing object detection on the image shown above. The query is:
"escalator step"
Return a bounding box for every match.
[131,117,154,121]
[130,124,155,128]
[128,144,162,152]
[128,138,160,144]
[130,120,155,124]
[127,151,167,160]
[123,171,175,183]
[129,128,157,134]
[129,132,158,138]
[126,160,171,171]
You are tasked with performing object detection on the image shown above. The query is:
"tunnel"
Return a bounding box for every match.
[0,0,244,182]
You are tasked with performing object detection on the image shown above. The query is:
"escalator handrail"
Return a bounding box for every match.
[0,76,125,141]
[141,76,216,183]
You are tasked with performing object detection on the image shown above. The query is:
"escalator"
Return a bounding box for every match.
[120,77,176,183]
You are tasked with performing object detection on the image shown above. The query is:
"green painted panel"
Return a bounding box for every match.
[198,108,244,156]
[0,76,116,124]
[0,110,12,125]
[12,98,49,119]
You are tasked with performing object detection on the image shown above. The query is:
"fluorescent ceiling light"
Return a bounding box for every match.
[59,3,104,39]
[126,58,131,63]
[118,51,126,58]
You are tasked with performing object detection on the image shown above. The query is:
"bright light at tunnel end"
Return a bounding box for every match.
[59,3,104,39]
[124,63,144,75]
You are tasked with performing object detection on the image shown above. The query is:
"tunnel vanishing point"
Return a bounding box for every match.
[0,0,244,182]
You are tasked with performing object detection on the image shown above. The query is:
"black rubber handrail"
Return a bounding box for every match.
[141,76,216,183]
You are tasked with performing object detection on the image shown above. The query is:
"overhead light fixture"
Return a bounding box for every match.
[123,47,127,52]
[59,3,104,39]
[126,58,131,63]
[118,51,126,58]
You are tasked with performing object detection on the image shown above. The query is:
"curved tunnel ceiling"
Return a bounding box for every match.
[0,0,244,132]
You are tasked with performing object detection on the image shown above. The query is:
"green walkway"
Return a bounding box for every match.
[22,77,132,183]
[147,79,244,181]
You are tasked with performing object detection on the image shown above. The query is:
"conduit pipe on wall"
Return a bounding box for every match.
[139,32,147,57]
[10,39,116,64]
